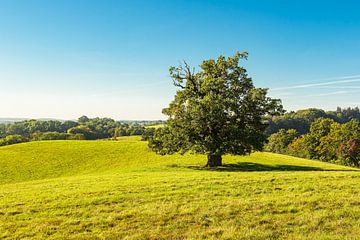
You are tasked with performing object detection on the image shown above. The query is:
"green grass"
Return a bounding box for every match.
[145,124,164,129]
[1,137,360,239]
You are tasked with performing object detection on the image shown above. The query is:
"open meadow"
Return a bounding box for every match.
[2,1,360,239]
[1,137,360,239]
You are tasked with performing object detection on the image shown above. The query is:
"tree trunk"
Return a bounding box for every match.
[206,154,222,167]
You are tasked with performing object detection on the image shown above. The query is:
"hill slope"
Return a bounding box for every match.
[1,138,360,239]
[0,137,352,184]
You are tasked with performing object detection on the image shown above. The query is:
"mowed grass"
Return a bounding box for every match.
[1,137,360,239]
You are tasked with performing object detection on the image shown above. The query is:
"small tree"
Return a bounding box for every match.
[67,125,95,140]
[305,118,335,159]
[78,115,90,124]
[339,139,360,167]
[338,120,360,166]
[288,135,308,158]
[316,121,343,161]
[149,52,283,167]
[265,129,298,154]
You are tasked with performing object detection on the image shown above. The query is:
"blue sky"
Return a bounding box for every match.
[1,0,360,120]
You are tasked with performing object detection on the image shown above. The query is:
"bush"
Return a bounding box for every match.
[67,133,86,140]
[39,132,69,140]
[288,136,308,158]
[141,128,155,141]
[67,126,96,140]
[265,129,298,154]
[0,135,28,146]
[338,139,360,167]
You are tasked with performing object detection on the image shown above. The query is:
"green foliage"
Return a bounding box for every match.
[305,118,335,159]
[0,139,359,239]
[337,120,360,166]
[316,122,343,161]
[339,139,360,167]
[268,118,360,167]
[266,108,327,135]
[0,117,151,146]
[5,119,66,137]
[266,107,360,135]
[141,127,155,141]
[329,107,360,123]
[67,133,86,140]
[265,129,298,154]
[78,115,90,124]
[150,52,283,166]
[0,134,27,146]
[30,131,85,141]
[67,125,96,140]
[288,135,308,158]
[61,120,79,130]
[0,124,6,138]
[83,117,117,138]
[114,124,145,137]
[306,119,360,166]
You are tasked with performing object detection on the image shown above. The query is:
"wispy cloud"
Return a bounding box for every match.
[306,90,351,97]
[281,90,360,100]
[316,86,360,89]
[271,75,360,91]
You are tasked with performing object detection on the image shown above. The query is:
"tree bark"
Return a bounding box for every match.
[206,154,222,167]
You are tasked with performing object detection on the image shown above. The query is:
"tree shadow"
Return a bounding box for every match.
[184,162,359,172]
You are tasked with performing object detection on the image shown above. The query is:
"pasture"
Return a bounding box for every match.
[1,137,359,239]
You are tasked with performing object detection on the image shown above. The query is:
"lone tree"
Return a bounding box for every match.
[149,52,283,167]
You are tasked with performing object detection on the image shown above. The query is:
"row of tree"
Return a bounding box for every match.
[265,118,360,167]
[0,116,162,146]
[266,107,360,135]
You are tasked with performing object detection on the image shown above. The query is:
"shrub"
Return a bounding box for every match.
[67,133,86,140]
[39,132,69,140]
[0,135,28,146]
[288,135,308,158]
[141,128,155,141]
[67,126,96,140]
[338,139,360,167]
[265,129,298,154]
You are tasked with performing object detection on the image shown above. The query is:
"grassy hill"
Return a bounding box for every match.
[1,137,360,239]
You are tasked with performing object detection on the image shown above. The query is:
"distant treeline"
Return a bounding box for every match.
[0,116,163,146]
[266,107,360,135]
[2,107,359,168]
[265,107,360,167]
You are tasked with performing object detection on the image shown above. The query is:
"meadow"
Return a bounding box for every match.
[1,137,360,239]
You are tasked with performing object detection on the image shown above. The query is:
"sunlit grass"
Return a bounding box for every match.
[1,137,359,239]
[145,124,164,129]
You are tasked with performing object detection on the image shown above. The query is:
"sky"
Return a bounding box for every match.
[0,0,360,120]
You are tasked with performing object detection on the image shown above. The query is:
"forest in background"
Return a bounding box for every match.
[0,116,163,146]
[265,107,360,167]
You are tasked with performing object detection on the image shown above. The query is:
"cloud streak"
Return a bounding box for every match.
[306,90,351,97]
[271,75,360,91]
[280,90,360,100]
[316,86,360,89]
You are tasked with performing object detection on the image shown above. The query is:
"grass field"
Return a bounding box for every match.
[1,137,360,239]
[145,124,164,129]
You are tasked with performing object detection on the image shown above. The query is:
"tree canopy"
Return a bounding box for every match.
[149,52,283,166]
[266,118,360,167]
[265,107,360,135]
